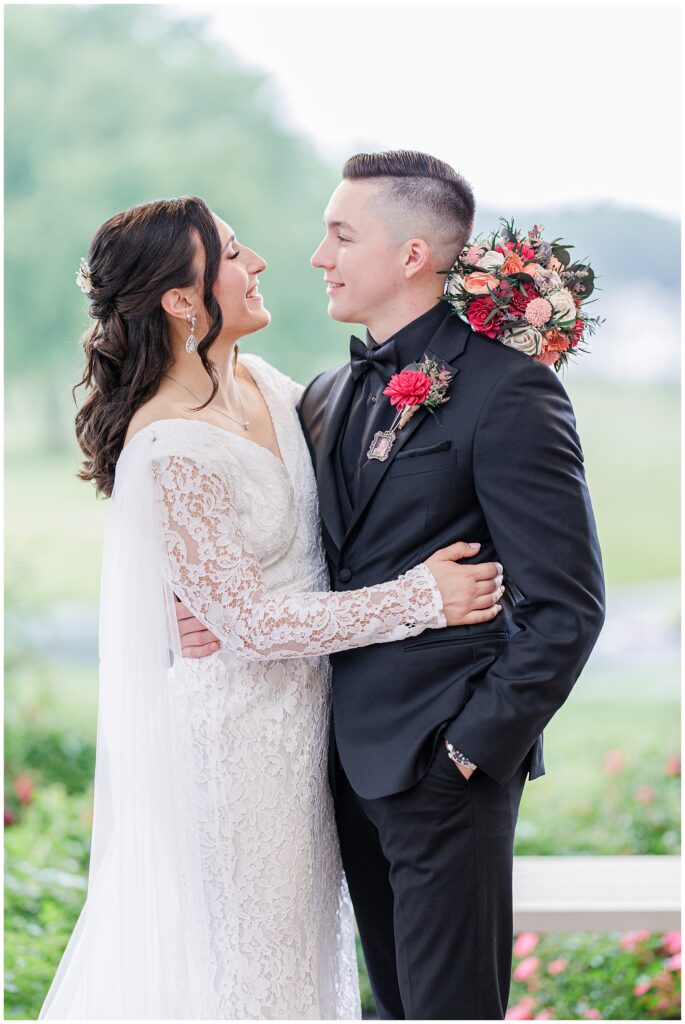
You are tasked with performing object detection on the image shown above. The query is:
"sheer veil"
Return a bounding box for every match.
[40,428,218,1019]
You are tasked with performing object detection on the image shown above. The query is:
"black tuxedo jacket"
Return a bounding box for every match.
[298,311,605,799]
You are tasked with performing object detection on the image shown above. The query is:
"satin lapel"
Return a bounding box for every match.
[342,311,472,546]
[315,365,356,552]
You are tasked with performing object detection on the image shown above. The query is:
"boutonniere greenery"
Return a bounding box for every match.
[367,356,453,462]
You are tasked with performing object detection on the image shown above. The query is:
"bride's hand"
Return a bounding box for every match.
[175,597,221,658]
[424,542,504,626]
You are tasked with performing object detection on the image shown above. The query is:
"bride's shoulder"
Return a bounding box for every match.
[123,395,243,472]
[123,396,188,449]
[239,352,304,406]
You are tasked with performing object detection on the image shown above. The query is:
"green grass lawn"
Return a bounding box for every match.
[564,378,680,584]
[5,380,679,607]
[5,449,107,606]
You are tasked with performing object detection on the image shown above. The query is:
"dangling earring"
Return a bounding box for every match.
[185,313,198,354]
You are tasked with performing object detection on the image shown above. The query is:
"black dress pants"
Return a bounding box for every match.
[333,738,528,1020]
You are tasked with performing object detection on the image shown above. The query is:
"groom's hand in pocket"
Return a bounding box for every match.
[424,542,505,627]
[174,596,221,658]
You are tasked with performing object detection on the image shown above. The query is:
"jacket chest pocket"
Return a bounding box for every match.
[386,440,457,478]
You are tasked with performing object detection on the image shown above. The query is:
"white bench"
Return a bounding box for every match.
[513,855,681,931]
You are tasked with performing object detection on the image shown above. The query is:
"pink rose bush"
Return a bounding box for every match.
[507,929,682,1019]
[514,957,541,982]
[603,748,626,775]
[514,933,540,958]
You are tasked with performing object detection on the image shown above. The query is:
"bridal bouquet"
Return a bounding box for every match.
[443,218,603,370]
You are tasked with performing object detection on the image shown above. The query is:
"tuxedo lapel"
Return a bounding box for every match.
[342,312,472,545]
[315,364,356,552]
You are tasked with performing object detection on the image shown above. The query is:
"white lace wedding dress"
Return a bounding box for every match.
[39,352,445,1020]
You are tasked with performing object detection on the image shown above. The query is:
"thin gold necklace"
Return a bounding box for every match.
[163,373,250,430]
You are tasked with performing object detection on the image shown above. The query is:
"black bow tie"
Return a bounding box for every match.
[349,335,397,383]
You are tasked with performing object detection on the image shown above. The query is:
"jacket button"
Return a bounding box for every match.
[339,568,352,583]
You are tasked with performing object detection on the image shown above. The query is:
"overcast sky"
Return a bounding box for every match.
[174,1,680,220]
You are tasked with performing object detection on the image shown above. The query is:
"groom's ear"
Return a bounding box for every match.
[402,238,432,280]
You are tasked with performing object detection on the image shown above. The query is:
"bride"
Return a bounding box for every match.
[39,196,505,1020]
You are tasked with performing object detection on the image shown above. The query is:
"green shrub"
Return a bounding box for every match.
[355,930,682,1019]
[516,748,681,857]
[4,650,680,1018]
[506,929,681,1020]
[5,785,91,1020]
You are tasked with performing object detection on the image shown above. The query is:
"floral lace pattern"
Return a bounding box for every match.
[153,455,443,659]
[142,354,444,1018]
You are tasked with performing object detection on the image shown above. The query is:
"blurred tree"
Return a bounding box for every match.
[4,5,679,449]
[476,205,680,293]
[5,5,346,447]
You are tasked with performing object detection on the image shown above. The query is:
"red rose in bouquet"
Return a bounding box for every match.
[466,297,503,339]
[509,282,540,317]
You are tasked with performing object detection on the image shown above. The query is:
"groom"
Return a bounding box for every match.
[181,151,605,1019]
[301,150,604,1020]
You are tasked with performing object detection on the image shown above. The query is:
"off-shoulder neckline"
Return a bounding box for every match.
[120,354,287,470]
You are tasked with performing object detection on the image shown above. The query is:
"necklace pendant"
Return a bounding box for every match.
[367,429,397,462]
[243,422,250,431]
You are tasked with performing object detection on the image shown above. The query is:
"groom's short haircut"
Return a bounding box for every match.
[343,150,475,269]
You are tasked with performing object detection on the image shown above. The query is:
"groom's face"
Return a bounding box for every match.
[311,180,405,326]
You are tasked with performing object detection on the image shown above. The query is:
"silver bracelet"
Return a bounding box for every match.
[445,739,477,772]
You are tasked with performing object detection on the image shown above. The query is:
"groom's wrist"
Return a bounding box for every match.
[444,738,477,772]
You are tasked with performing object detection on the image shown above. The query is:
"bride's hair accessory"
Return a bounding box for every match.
[75,257,94,296]
[367,356,453,462]
[185,312,198,354]
[443,218,604,371]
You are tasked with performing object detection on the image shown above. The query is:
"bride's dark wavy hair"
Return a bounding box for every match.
[74,196,223,498]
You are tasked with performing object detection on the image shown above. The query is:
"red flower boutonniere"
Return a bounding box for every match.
[367,356,453,462]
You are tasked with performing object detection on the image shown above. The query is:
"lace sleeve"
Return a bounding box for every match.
[153,455,445,661]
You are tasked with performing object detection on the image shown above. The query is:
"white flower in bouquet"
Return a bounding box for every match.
[476,250,505,273]
[500,326,543,356]
[548,287,577,324]
[445,272,466,300]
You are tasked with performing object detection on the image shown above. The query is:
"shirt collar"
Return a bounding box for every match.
[365,301,450,370]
